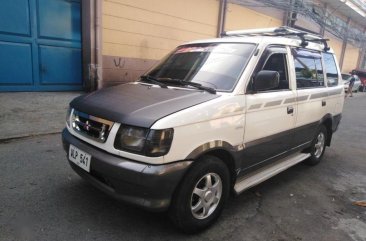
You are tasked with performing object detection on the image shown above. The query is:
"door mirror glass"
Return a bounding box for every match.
[253,70,280,91]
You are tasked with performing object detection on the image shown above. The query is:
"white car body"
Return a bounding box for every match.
[67,36,344,165]
[62,27,344,231]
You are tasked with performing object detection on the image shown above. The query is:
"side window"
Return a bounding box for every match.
[323,53,339,87]
[247,46,290,93]
[262,53,289,90]
[293,49,324,88]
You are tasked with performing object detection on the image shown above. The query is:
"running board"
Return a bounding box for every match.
[234,152,311,195]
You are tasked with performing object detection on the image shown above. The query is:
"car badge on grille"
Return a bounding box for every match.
[85,120,91,131]
[72,111,113,143]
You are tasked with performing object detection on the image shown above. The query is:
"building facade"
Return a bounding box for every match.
[1,0,365,91]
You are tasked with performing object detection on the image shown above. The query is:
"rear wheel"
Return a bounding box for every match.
[304,125,327,166]
[169,155,230,233]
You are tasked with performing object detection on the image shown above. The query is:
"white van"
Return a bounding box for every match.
[62,27,344,232]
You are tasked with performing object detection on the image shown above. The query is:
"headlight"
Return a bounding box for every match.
[145,129,174,157]
[66,107,72,127]
[114,126,148,152]
[114,126,174,157]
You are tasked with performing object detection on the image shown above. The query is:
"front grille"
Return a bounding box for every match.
[71,110,114,143]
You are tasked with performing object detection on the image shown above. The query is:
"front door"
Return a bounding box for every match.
[241,46,297,172]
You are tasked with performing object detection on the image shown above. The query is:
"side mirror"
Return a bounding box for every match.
[253,70,280,92]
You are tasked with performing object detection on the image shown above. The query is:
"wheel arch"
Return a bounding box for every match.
[202,149,237,188]
[185,142,239,189]
[319,114,333,146]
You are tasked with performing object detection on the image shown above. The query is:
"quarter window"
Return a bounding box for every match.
[323,53,339,87]
[293,49,324,88]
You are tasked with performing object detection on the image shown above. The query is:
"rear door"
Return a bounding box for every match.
[291,48,332,147]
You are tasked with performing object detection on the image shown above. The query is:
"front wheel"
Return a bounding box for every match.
[169,155,230,233]
[304,125,327,166]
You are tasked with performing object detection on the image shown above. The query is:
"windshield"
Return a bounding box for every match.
[145,43,256,92]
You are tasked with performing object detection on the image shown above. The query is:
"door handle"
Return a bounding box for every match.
[287,106,294,114]
[322,100,326,107]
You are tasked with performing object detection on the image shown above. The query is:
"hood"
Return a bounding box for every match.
[70,83,219,128]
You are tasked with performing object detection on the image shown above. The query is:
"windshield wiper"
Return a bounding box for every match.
[157,78,216,94]
[140,75,168,88]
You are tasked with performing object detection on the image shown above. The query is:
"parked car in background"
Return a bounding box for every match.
[352,69,366,92]
[342,73,361,93]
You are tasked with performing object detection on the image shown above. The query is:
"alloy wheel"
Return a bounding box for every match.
[191,173,222,219]
[314,132,325,158]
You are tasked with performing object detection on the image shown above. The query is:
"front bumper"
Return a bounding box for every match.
[62,128,192,211]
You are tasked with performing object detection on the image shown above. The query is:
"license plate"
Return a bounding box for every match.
[69,144,91,172]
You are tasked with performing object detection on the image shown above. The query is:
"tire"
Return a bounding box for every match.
[304,125,327,166]
[169,155,230,233]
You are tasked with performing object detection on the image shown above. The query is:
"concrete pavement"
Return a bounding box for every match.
[0,92,82,140]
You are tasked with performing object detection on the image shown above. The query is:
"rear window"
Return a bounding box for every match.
[323,53,339,87]
[293,49,325,89]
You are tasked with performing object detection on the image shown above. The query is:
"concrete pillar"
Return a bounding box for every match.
[356,27,366,69]
[339,17,351,71]
[81,1,96,91]
[217,0,227,37]
[283,0,289,26]
[95,0,103,89]
[283,0,295,26]
[319,3,327,37]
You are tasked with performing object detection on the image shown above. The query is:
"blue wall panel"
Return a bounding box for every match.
[0,0,30,36]
[39,45,81,85]
[0,41,33,85]
[0,0,82,91]
[38,0,81,41]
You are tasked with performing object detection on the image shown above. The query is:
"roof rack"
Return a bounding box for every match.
[221,26,330,52]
